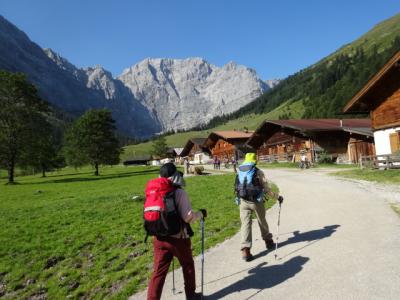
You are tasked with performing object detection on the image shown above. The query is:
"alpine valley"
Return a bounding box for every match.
[0,15,277,138]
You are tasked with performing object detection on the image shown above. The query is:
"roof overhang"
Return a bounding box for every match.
[247,119,373,149]
[343,51,400,113]
[204,131,252,149]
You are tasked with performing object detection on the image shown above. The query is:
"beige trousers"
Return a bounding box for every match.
[240,199,272,249]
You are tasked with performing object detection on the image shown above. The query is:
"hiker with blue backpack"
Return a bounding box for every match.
[144,163,206,300]
[235,153,283,261]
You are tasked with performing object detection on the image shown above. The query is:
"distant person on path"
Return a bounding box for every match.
[216,157,221,170]
[184,157,190,175]
[234,153,282,261]
[224,156,229,168]
[145,163,207,300]
[213,156,218,169]
[231,156,237,173]
[299,150,309,169]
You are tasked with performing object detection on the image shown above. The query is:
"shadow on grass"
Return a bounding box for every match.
[252,224,340,260]
[206,256,309,299]
[21,169,159,185]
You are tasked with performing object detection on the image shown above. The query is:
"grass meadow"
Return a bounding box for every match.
[121,100,304,160]
[333,168,400,184]
[0,165,276,299]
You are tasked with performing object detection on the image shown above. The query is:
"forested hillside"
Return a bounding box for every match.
[204,13,400,127]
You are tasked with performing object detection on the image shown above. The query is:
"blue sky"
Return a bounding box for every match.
[1,0,400,79]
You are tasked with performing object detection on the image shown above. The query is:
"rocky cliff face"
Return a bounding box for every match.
[0,16,157,137]
[118,58,270,131]
[0,15,274,137]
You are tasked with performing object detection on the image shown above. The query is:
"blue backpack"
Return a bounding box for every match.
[234,162,263,202]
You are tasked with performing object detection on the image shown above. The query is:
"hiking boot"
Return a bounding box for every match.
[265,238,275,250]
[187,292,203,300]
[241,247,253,262]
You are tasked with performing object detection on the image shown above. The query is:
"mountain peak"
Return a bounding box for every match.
[0,14,274,137]
[118,56,269,132]
[44,48,77,72]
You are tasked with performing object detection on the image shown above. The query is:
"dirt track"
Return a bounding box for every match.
[130,168,400,300]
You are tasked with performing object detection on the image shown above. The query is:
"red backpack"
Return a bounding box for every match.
[143,177,182,239]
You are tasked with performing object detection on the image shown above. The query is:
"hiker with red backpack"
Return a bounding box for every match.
[144,162,206,300]
[234,153,283,261]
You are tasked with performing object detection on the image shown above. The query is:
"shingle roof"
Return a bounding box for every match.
[265,119,371,131]
[212,130,253,139]
[247,118,372,148]
[204,130,253,149]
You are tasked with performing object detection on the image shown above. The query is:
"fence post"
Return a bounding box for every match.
[359,156,363,169]
[385,155,389,170]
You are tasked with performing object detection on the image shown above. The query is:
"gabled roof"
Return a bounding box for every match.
[211,130,253,139]
[204,130,253,149]
[343,51,400,113]
[180,138,208,157]
[263,119,371,131]
[247,119,372,148]
[174,148,184,155]
[166,147,184,156]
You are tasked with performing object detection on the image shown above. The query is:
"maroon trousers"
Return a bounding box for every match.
[147,236,196,300]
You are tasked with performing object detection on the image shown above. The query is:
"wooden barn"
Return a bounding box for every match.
[247,119,375,163]
[166,147,184,163]
[179,138,210,162]
[122,155,151,166]
[343,51,400,156]
[204,131,253,161]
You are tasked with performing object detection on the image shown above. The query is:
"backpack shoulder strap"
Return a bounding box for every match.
[234,174,239,191]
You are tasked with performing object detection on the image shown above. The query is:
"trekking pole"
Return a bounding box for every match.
[274,196,283,260]
[200,218,205,300]
[172,258,176,294]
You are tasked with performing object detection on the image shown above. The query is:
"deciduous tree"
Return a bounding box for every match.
[64,109,121,175]
[0,71,48,184]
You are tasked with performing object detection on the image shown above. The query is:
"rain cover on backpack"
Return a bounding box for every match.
[144,177,182,237]
[235,163,263,202]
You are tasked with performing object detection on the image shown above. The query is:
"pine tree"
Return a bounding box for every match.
[151,136,169,158]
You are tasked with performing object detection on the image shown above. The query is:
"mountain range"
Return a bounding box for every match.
[0,15,276,137]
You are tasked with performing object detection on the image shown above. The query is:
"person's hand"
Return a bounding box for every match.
[278,195,284,204]
[200,209,207,219]
[235,197,241,205]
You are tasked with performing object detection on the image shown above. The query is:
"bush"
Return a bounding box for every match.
[318,152,334,164]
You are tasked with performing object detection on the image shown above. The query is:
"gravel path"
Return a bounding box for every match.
[130,168,400,300]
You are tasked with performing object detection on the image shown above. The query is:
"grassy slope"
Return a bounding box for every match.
[0,166,277,299]
[329,13,400,57]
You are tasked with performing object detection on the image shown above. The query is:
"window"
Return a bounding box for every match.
[390,132,400,154]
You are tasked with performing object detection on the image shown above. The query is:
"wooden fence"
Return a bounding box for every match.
[359,154,400,169]
[258,153,294,163]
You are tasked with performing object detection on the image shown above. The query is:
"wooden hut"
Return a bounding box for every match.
[179,138,210,163]
[247,119,374,163]
[343,51,400,156]
[166,147,184,163]
[204,131,253,161]
[122,155,151,166]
